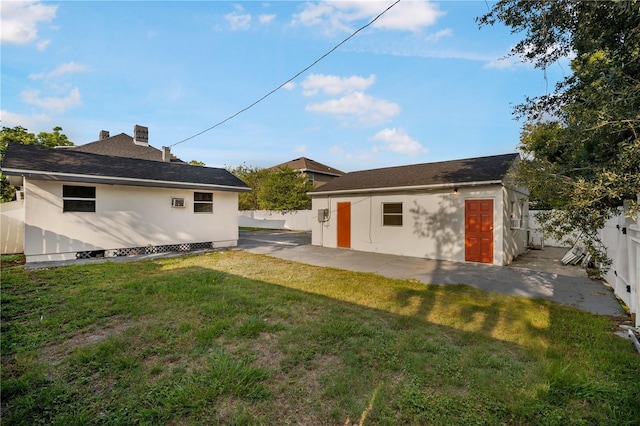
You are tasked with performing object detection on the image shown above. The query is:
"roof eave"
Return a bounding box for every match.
[308,180,503,196]
[2,169,251,193]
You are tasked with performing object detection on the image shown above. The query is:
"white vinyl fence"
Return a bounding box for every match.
[238,210,313,231]
[601,209,639,327]
[0,200,25,254]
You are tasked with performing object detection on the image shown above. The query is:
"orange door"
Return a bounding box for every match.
[337,202,351,248]
[465,199,494,263]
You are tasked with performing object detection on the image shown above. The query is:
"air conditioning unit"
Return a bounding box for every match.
[171,197,185,208]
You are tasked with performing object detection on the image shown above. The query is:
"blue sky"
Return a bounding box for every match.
[1,0,566,171]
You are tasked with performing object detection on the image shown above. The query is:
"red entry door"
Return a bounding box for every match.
[337,202,351,248]
[465,199,494,263]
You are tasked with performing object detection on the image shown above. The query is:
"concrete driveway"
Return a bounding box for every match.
[238,230,625,317]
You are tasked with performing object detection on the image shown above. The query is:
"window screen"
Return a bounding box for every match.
[63,185,96,212]
[194,192,213,213]
[383,203,403,226]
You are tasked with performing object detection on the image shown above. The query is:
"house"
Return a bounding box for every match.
[1,136,250,263]
[308,153,528,266]
[60,125,184,163]
[270,157,345,187]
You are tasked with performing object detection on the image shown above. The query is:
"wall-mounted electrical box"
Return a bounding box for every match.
[318,208,329,222]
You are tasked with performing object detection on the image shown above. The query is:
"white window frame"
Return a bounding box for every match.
[194,192,213,213]
[62,185,96,213]
[382,202,403,227]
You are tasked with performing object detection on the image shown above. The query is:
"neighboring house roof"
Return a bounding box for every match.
[309,153,519,195]
[62,132,184,163]
[2,143,250,192]
[271,157,345,177]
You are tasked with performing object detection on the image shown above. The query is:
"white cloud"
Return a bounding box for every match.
[225,5,252,31]
[373,128,427,156]
[0,109,50,129]
[372,0,443,32]
[29,62,90,80]
[424,28,452,43]
[306,91,400,125]
[302,74,375,96]
[36,39,51,51]
[0,0,57,45]
[292,1,443,35]
[283,82,296,90]
[294,145,307,155]
[259,14,276,24]
[21,87,82,113]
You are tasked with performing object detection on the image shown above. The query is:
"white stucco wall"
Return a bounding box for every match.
[311,185,525,266]
[23,179,239,262]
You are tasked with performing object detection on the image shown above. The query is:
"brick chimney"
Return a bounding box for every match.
[162,146,171,162]
[133,125,149,146]
[99,130,110,140]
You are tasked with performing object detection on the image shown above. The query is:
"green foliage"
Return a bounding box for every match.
[188,159,205,166]
[228,164,313,211]
[479,0,640,270]
[257,167,314,211]
[227,163,273,210]
[0,126,74,202]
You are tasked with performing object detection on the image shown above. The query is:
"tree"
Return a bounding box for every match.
[227,164,274,210]
[257,167,314,211]
[478,0,640,270]
[188,160,205,166]
[1,126,74,202]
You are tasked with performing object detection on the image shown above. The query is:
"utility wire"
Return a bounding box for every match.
[170,0,401,147]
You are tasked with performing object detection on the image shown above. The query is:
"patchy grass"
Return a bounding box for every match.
[2,250,639,425]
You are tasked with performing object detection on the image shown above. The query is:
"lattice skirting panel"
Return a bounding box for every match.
[76,242,215,259]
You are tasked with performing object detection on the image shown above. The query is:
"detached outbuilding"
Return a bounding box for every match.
[1,134,250,263]
[308,153,528,266]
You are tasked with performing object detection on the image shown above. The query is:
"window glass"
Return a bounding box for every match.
[63,185,96,212]
[382,202,403,226]
[63,185,95,198]
[194,192,213,213]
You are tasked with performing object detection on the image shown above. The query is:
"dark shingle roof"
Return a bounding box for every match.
[63,132,183,163]
[309,153,519,194]
[271,157,344,177]
[2,143,250,191]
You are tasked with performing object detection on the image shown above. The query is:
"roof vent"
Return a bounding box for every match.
[99,130,110,140]
[133,125,149,146]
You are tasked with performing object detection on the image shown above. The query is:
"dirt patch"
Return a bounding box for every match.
[38,321,136,364]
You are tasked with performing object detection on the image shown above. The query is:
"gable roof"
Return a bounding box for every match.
[62,132,184,163]
[271,157,344,177]
[2,143,250,192]
[309,153,519,195]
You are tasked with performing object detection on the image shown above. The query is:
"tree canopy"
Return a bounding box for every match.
[227,164,313,211]
[1,126,74,202]
[479,0,640,269]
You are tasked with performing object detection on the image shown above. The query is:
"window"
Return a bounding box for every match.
[63,185,96,212]
[194,192,213,213]
[382,202,403,226]
[307,172,315,183]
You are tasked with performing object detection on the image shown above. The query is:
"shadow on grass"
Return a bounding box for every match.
[2,251,639,425]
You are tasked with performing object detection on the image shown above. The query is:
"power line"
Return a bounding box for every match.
[170,0,401,148]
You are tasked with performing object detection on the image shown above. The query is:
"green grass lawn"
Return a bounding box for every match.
[2,250,639,425]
